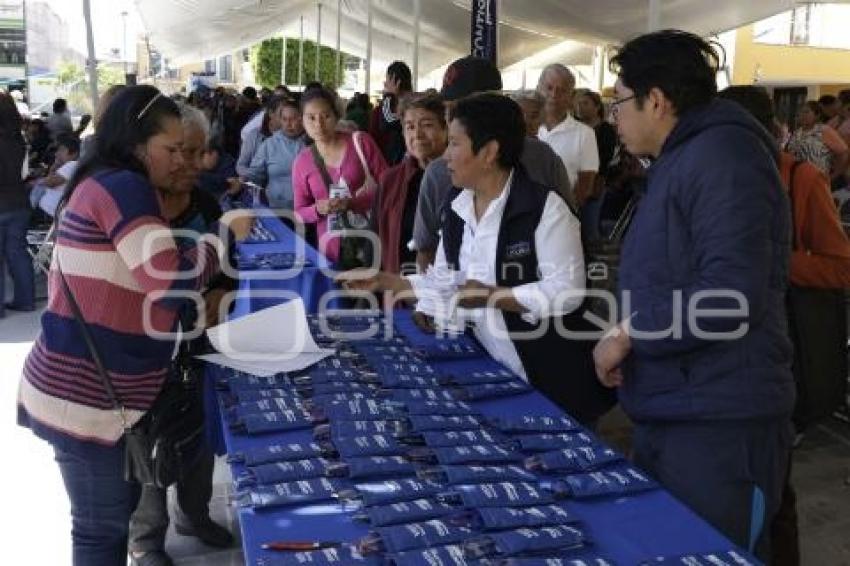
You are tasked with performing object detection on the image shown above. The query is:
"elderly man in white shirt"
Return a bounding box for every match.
[340,93,615,424]
[537,64,599,207]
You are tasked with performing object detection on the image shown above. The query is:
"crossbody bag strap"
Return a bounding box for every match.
[310,144,335,191]
[55,251,129,429]
[352,132,376,188]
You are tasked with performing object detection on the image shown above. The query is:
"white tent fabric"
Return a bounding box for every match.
[134,0,820,77]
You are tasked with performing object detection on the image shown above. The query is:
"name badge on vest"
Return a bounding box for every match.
[505,241,531,260]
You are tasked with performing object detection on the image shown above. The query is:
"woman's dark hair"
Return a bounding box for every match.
[60,85,180,210]
[449,93,525,169]
[803,100,825,122]
[399,93,446,128]
[581,90,605,120]
[717,86,776,135]
[53,97,68,114]
[0,92,23,135]
[610,29,721,116]
[300,87,340,119]
[55,133,81,156]
[387,61,413,93]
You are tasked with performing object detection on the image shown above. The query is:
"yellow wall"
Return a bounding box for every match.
[733,25,850,89]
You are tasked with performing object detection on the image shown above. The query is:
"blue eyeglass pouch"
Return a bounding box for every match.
[302,381,377,397]
[452,381,531,401]
[373,362,437,377]
[234,409,313,435]
[332,434,406,458]
[227,373,292,392]
[449,482,555,508]
[350,479,444,506]
[304,392,369,410]
[510,432,598,454]
[364,498,459,527]
[384,544,482,566]
[381,388,457,404]
[464,525,586,558]
[255,546,381,566]
[342,456,417,480]
[439,366,517,386]
[236,477,343,509]
[296,368,363,385]
[637,550,759,565]
[526,446,623,474]
[231,397,306,420]
[314,419,404,441]
[236,458,329,488]
[465,504,576,531]
[404,400,477,416]
[548,465,658,499]
[422,465,536,485]
[489,416,580,434]
[413,445,523,466]
[379,373,442,389]
[370,519,474,554]
[408,414,483,432]
[488,559,615,566]
[414,339,483,360]
[421,429,506,448]
[229,442,324,466]
[319,399,406,421]
[230,388,299,403]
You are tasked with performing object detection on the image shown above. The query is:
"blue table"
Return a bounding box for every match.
[209,309,752,566]
[233,214,337,318]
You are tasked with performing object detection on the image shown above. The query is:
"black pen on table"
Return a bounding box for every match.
[261,541,341,551]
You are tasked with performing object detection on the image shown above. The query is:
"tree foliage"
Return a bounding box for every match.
[251,38,350,88]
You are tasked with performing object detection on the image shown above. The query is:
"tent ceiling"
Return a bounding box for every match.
[135,0,825,75]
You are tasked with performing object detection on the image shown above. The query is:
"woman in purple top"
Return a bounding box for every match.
[292,87,388,263]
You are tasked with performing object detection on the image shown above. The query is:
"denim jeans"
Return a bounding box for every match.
[53,437,141,566]
[0,208,35,313]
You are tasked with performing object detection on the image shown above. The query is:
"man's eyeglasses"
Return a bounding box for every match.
[610,94,637,118]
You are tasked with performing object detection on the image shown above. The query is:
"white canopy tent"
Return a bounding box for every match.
[133,0,821,91]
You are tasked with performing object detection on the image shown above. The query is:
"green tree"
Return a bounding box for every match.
[251,38,350,88]
[57,61,85,90]
[97,65,125,89]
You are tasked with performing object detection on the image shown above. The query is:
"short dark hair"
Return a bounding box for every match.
[242,86,258,100]
[803,100,824,121]
[718,86,775,134]
[53,97,68,114]
[55,133,81,155]
[818,94,837,107]
[387,61,413,93]
[610,29,721,115]
[304,81,324,92]
[300,87,340,119]
[61,85,180,211]
[838,89,850,107]
[580,90,605,120]
[450,93,524,169]
[399,93,446,128]
[0,92,23,135]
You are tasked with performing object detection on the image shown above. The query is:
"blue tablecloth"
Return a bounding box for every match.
[208,309,751,566]
[232,214,336,318]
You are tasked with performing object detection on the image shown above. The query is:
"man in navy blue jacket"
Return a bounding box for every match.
[593,30,794,560]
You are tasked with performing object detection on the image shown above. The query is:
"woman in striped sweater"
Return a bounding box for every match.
[16,85,252,566]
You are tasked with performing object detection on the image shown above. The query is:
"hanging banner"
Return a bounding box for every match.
[470,0,497,63]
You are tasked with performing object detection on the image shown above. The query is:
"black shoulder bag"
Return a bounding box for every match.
[786,161,849,427]
[56,253,205,488]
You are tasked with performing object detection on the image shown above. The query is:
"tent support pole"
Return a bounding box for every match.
[365,0,372,95]
[316,2,322,81]
[413,0,420,90]
[299,15,304,87]
[83,0,98,110]
[281,33,286,86]
[648,0,661,32]
[336,0,341,86]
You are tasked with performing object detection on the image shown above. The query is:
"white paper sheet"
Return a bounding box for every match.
[200,298,334,375]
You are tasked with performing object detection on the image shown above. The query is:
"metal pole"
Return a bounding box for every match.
[298,15,304,87]
[336,0,341,87]
[647,0,661,32]
[281,33,287,86]
[315,2,322,82]
[413,0,420,90]
[83,0,98,110]
[121,11,128,76]
[365,0,372,95]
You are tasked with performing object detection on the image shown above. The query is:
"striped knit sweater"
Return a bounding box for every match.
[17,169,225,445]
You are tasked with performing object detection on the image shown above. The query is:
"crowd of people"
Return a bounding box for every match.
[2,26,848,566]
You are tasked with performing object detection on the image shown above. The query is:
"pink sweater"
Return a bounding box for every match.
[292,132,388,262]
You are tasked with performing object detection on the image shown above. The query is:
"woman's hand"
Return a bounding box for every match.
[226,177,243,195]
[328,197,352,213]
[455,280,495,309]
[593,323,632,388]
[221,209,255,241]
[315,199,331,216]
[336,269,383,293]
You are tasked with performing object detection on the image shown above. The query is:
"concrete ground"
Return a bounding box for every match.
[3,294,849,565]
